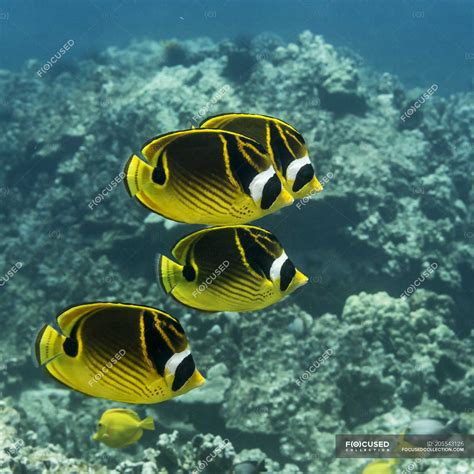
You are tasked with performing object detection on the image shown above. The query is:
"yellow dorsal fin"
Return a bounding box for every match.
[56,302,154,336]
[170,225,271,262]
[200,112,301,135]
[56,303,110,336]
[141,129,203,166]
[106,408,140,419]
[141,128,264,166]
[170,228,213,261]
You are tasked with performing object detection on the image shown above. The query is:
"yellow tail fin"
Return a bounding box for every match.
[35,324,66,366]
[124,154,154,197]
[140,416,155,431]
[157,255,183,293]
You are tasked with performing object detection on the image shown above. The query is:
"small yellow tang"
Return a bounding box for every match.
[362,458,399,474]
[93,408,155,449]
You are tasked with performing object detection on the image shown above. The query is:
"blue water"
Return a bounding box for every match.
[1,1,473,472]
[0,0,472,95]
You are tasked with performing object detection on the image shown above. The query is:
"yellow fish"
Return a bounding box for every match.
[35,302,205,404]
[93,408,155,449]
[125,129,294,225]
[158,225,308,312]
[199,113,323,199]
[362,458,399,474]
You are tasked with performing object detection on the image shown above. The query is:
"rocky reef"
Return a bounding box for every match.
[0,31,472,473]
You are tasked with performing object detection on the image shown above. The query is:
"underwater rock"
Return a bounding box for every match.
[1,29,471,339]
[233,448,301,474]
[116,431,237,474]
[182,291,471,471]
[287,317,305,337]
[176,363,231,405]
[0,399,107,474]
[0,31,472,473]
[261,31,368,115]
[0,356,32,398]
[318,56,367,115]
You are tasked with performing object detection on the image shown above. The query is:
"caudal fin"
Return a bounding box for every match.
[140,416,155,431]
[124,153,154,197]
[35,324,66,366]
[157,255,183,293]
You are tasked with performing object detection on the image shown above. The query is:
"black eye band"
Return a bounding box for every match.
[63,321,80,357]
[172,354,196,391]
[182,264,196,281]
[63,338,78,357]
[292,164,314,192]
[280,259,296,291]
[260,174,282,210]
[143,311,174,376]
[151,151,166,185]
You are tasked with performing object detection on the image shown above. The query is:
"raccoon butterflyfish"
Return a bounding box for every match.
[361,458,399,474]
[158,225,308,312]
[93,408,155,448]
[34,302,205,404]
[124,129,294,225]
[199,113,323,199]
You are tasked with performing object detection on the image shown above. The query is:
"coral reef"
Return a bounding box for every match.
[0,31,472,473]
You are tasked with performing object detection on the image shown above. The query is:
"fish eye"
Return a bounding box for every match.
[182,264,196,281]
[280,259,296,291]
[171,354,196,392]
[260,174,282,210]
[292,164,314,193]
[151,151,166,185]
[62,337,79,357]
[152,166,166,184]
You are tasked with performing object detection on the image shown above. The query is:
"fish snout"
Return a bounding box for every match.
[312,176,324,193]
[293,176,324,200]
[293,270,309,289]
[192,369,206,388]
[278,187,294,208]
